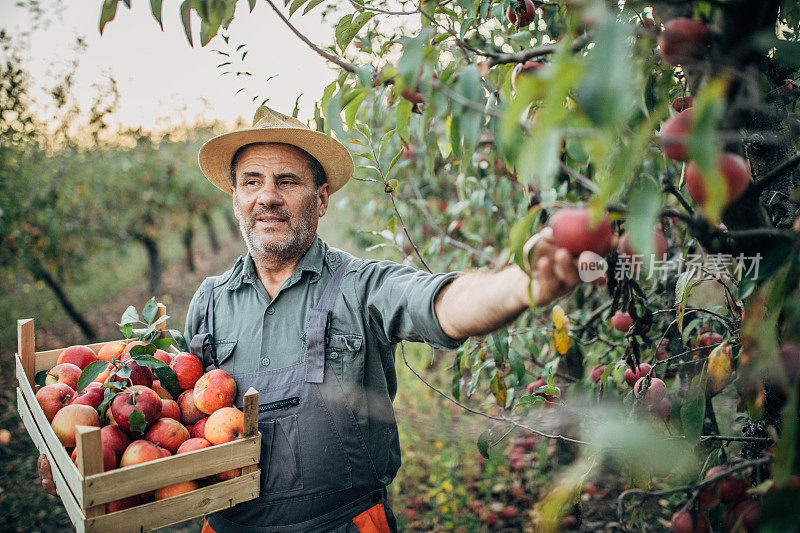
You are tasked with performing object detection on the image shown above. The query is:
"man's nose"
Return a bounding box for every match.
[255,182,284,206]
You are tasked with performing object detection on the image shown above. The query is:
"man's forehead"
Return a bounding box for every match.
[237,143,310,173]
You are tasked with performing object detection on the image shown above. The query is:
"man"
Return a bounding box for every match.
[39,106,582,532]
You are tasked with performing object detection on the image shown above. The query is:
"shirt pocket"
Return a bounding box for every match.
[210,338,237,372]
[325,333,364,411]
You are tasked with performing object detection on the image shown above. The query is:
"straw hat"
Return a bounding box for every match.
[198,105,354,195]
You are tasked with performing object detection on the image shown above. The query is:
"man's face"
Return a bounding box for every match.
[231,143,329,262]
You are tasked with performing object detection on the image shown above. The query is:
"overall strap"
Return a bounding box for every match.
[304,257,352,384]
[188,276,220,370]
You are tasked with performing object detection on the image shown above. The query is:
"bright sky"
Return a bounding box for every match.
[1,0,341,129]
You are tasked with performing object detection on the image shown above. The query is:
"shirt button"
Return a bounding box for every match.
[261,357,271,367]
[329,351,339,360]
[266,307,275,315]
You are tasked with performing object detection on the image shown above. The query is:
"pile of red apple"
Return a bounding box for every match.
[34,342,243,512]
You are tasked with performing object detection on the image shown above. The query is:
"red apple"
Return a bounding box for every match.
[617,228,668,259]
[101,425,130,460]
[159,399,181,421]
[654,398,672,419]
[526,378,557,404]
[119,439,170,468]
[506,0,535,27]
[45,363,82,390]
[98,341,126,362]
[106,494,140,513]
[661,108,693,161]
[170,352,204,390]
[51,404,101,448]
[624,363,652,388]
[511,60,545,91]
[35,383,76,423]
[779,344,800,383]
[57,345,98,370]
[204,407,244,445]
[110,385,163,434]
[634,377,667,405]
[695,332,723,358]
[153,349,173,366]
[551,208,614,256]
[190,416,209,439]
[686,153,750,207]
[193,369,237,415]
[671,96,693,112]
[611,311,634,333]
[151,380,173,400]
[671,508,710,533]
[155,480,199,500]
[70,383,104,409]
[71,443,117,472]
[177,437,212,454]
[215,468,242,481]
[146,418,190,453]
[589,365,606,383]
[658,18,711,65]
[108,359,154,389]
[178,390,206,426]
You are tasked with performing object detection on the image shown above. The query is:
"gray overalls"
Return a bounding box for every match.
[190,258,396,532]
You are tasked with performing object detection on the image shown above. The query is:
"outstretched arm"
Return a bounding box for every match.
[434,228,584,339]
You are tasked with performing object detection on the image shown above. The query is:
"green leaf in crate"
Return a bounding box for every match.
[34,370,48,387]
[142,298,158,325]
[127,409,148,435]
[119,305,140,326]
[77,361,111,393]
[153,366,180,399]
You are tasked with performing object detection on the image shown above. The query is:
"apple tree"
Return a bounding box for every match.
[104,0,800,529]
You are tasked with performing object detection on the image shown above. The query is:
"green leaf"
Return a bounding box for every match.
[680,370,707,444]
[142,298,158,324]
[153,366,180,400]
[334,14,354,50]
[490,372,508,407]
[627,177,663,260]
[179,0,194,46]
[491,331,509,362]
[119,305,140,326]
[454,65,483,151]
[99,0,120,35]
[397,30,431,89]
[169,330,189,352]
[149,0,163,29]
[97,388,118,420]
[508,207,540,271]
[575,17,634,129]
[120,323,133,339]
[153,338,174,350]
[303,0,325,15]
[344,88,368,128]
[689,79,727,221]
[130,354,167,369]
[477,428,492,458]
[34,370,48,387]
[508,348,526,384]
[388,148,404,174]
[515,394,546,407]
[129,344,156,357]
[288,0,308,16]
[675,271,697,334]
[77,360,111,393]
[396,99,412,141]
[127,408,148,434]
[338,12,374,51]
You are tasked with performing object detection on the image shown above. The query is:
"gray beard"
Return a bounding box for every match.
[235,195,317,263]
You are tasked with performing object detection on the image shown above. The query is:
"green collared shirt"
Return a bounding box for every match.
[183,235,465,485]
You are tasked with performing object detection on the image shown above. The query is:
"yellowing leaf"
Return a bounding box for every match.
[708,341,733,393]
[553,305,567,329]
[552,305,570,355]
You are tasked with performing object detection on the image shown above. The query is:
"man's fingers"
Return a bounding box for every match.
[42,478,58,496]
[552,248,580,287]
[38,454,57,495]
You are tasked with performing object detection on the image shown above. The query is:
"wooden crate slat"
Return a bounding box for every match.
[15,353,85,503]
[84,471,260,533]
[16,387,87,529]
[84,435,260,507]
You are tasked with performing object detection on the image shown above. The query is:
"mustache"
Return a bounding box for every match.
[250,207,292,221]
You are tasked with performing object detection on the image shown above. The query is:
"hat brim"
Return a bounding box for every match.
[198,127,354,195]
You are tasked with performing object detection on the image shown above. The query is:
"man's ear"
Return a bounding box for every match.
[231,191,240,221]
[317,183,330,218]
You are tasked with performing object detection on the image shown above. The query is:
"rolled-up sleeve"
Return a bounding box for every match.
[354,260,467,350]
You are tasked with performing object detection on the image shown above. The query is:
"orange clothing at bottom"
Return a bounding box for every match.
[201,504,391,533]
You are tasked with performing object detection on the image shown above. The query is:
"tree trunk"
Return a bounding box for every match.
[31,262,97,341]
[202,211,220,252]
[134,233,162,296]
[182,222,196,272]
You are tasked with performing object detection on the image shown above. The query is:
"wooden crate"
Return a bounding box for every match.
[16,315,261,533]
